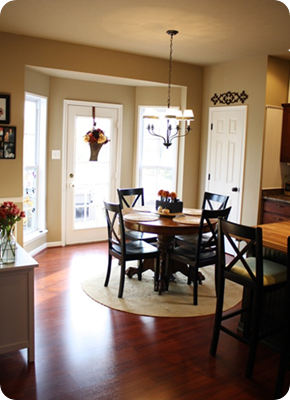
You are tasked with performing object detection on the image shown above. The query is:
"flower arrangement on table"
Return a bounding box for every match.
[156,189,183,214]
[0,201,25,263]
[157,190,178,202]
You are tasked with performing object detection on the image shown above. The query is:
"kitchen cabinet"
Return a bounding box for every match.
[262,198,290,224]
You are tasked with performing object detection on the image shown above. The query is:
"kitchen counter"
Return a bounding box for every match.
[262,189,290,204]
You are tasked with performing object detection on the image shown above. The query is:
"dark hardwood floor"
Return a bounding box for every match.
[0,242,289,400]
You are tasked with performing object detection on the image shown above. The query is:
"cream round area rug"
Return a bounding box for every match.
[81,261,243,317]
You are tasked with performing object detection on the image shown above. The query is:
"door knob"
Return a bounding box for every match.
[231,187,238,192]
[69,183,75,188]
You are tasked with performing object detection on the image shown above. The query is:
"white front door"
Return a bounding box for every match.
[65,102,121,244]
[206,106,247,224]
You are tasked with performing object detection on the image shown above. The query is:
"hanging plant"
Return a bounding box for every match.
[84,107,110,161]
[84,128,110,145]
[84,127,110,161]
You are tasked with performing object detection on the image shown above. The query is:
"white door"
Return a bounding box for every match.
[206,106,247,224]
[65,102,121,244]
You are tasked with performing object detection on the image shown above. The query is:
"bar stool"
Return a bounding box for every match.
[274,239,290,398]
[210,219,290,379]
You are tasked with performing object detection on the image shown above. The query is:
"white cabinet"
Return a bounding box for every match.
[0,245,38,362]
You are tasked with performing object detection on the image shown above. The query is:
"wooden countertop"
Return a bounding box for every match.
[257,220,290,253]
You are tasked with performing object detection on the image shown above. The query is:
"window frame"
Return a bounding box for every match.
[23,93,47,242]
[135,106,179,206]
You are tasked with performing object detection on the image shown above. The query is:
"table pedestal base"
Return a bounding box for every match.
[125,234,206,293]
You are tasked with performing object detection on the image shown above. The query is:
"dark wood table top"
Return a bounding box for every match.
[123,207,203,236]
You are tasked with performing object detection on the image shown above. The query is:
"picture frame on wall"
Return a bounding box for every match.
[0,126,16,159]
[0,94,10,124]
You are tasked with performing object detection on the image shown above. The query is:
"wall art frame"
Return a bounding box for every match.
[0,126,16,159]
[0,94,10,124]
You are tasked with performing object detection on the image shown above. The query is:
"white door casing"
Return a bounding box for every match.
[206,105,247,225]
[63,100,122,245]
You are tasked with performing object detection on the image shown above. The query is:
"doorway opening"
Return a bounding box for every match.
[206,105,247,225]
[63,100,122,245]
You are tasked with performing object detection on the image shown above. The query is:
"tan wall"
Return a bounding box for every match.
[25,68,50,96]
[201,56,268,225]
[0,31,203,248]
[1,30,288,250]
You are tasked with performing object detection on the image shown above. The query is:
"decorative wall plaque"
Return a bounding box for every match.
[211,90,248,105]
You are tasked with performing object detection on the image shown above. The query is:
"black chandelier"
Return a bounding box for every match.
[143,30,194,148]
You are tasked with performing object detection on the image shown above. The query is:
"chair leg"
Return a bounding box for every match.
[245,293,262,378]
[165,255,170,291]
[214,263,218,297]
[118,260,126,298]
[187,265,192,285]
[210,275,225,356]
[243,289,254,339]
[193,267,198,305]
[137,260,143,281]
[275,352,288,399]
[275,299,290,399]
[104,254,112,287]
[155,255,160,288]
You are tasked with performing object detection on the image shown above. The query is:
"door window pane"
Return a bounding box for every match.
[73,116,111,229]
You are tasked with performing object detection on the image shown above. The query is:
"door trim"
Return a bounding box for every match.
[205,105,247,224]
[62,100,123,246]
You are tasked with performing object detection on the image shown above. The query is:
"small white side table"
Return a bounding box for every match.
[0,244,38,362]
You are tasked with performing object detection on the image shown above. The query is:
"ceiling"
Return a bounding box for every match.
[0,0,290,67]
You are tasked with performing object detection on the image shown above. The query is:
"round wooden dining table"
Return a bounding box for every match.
[123,207,206,293]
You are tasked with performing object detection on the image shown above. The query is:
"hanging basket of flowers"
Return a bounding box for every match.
[84,127,110,161]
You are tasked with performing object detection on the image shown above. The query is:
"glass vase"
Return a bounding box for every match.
[1,226,16,263]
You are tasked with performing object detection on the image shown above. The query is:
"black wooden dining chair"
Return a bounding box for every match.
[175,191,229,246]
[202,191,229,210]
[274,237,290,399]
[117,187,157,243]
[166,207,232,305]
[210,219,290,380]
[103,201,160,298]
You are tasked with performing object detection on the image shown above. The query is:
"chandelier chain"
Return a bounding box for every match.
[167,33,174,109]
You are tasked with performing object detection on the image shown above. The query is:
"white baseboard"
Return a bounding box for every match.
[28,241,63,257]
[47,241,63,248]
